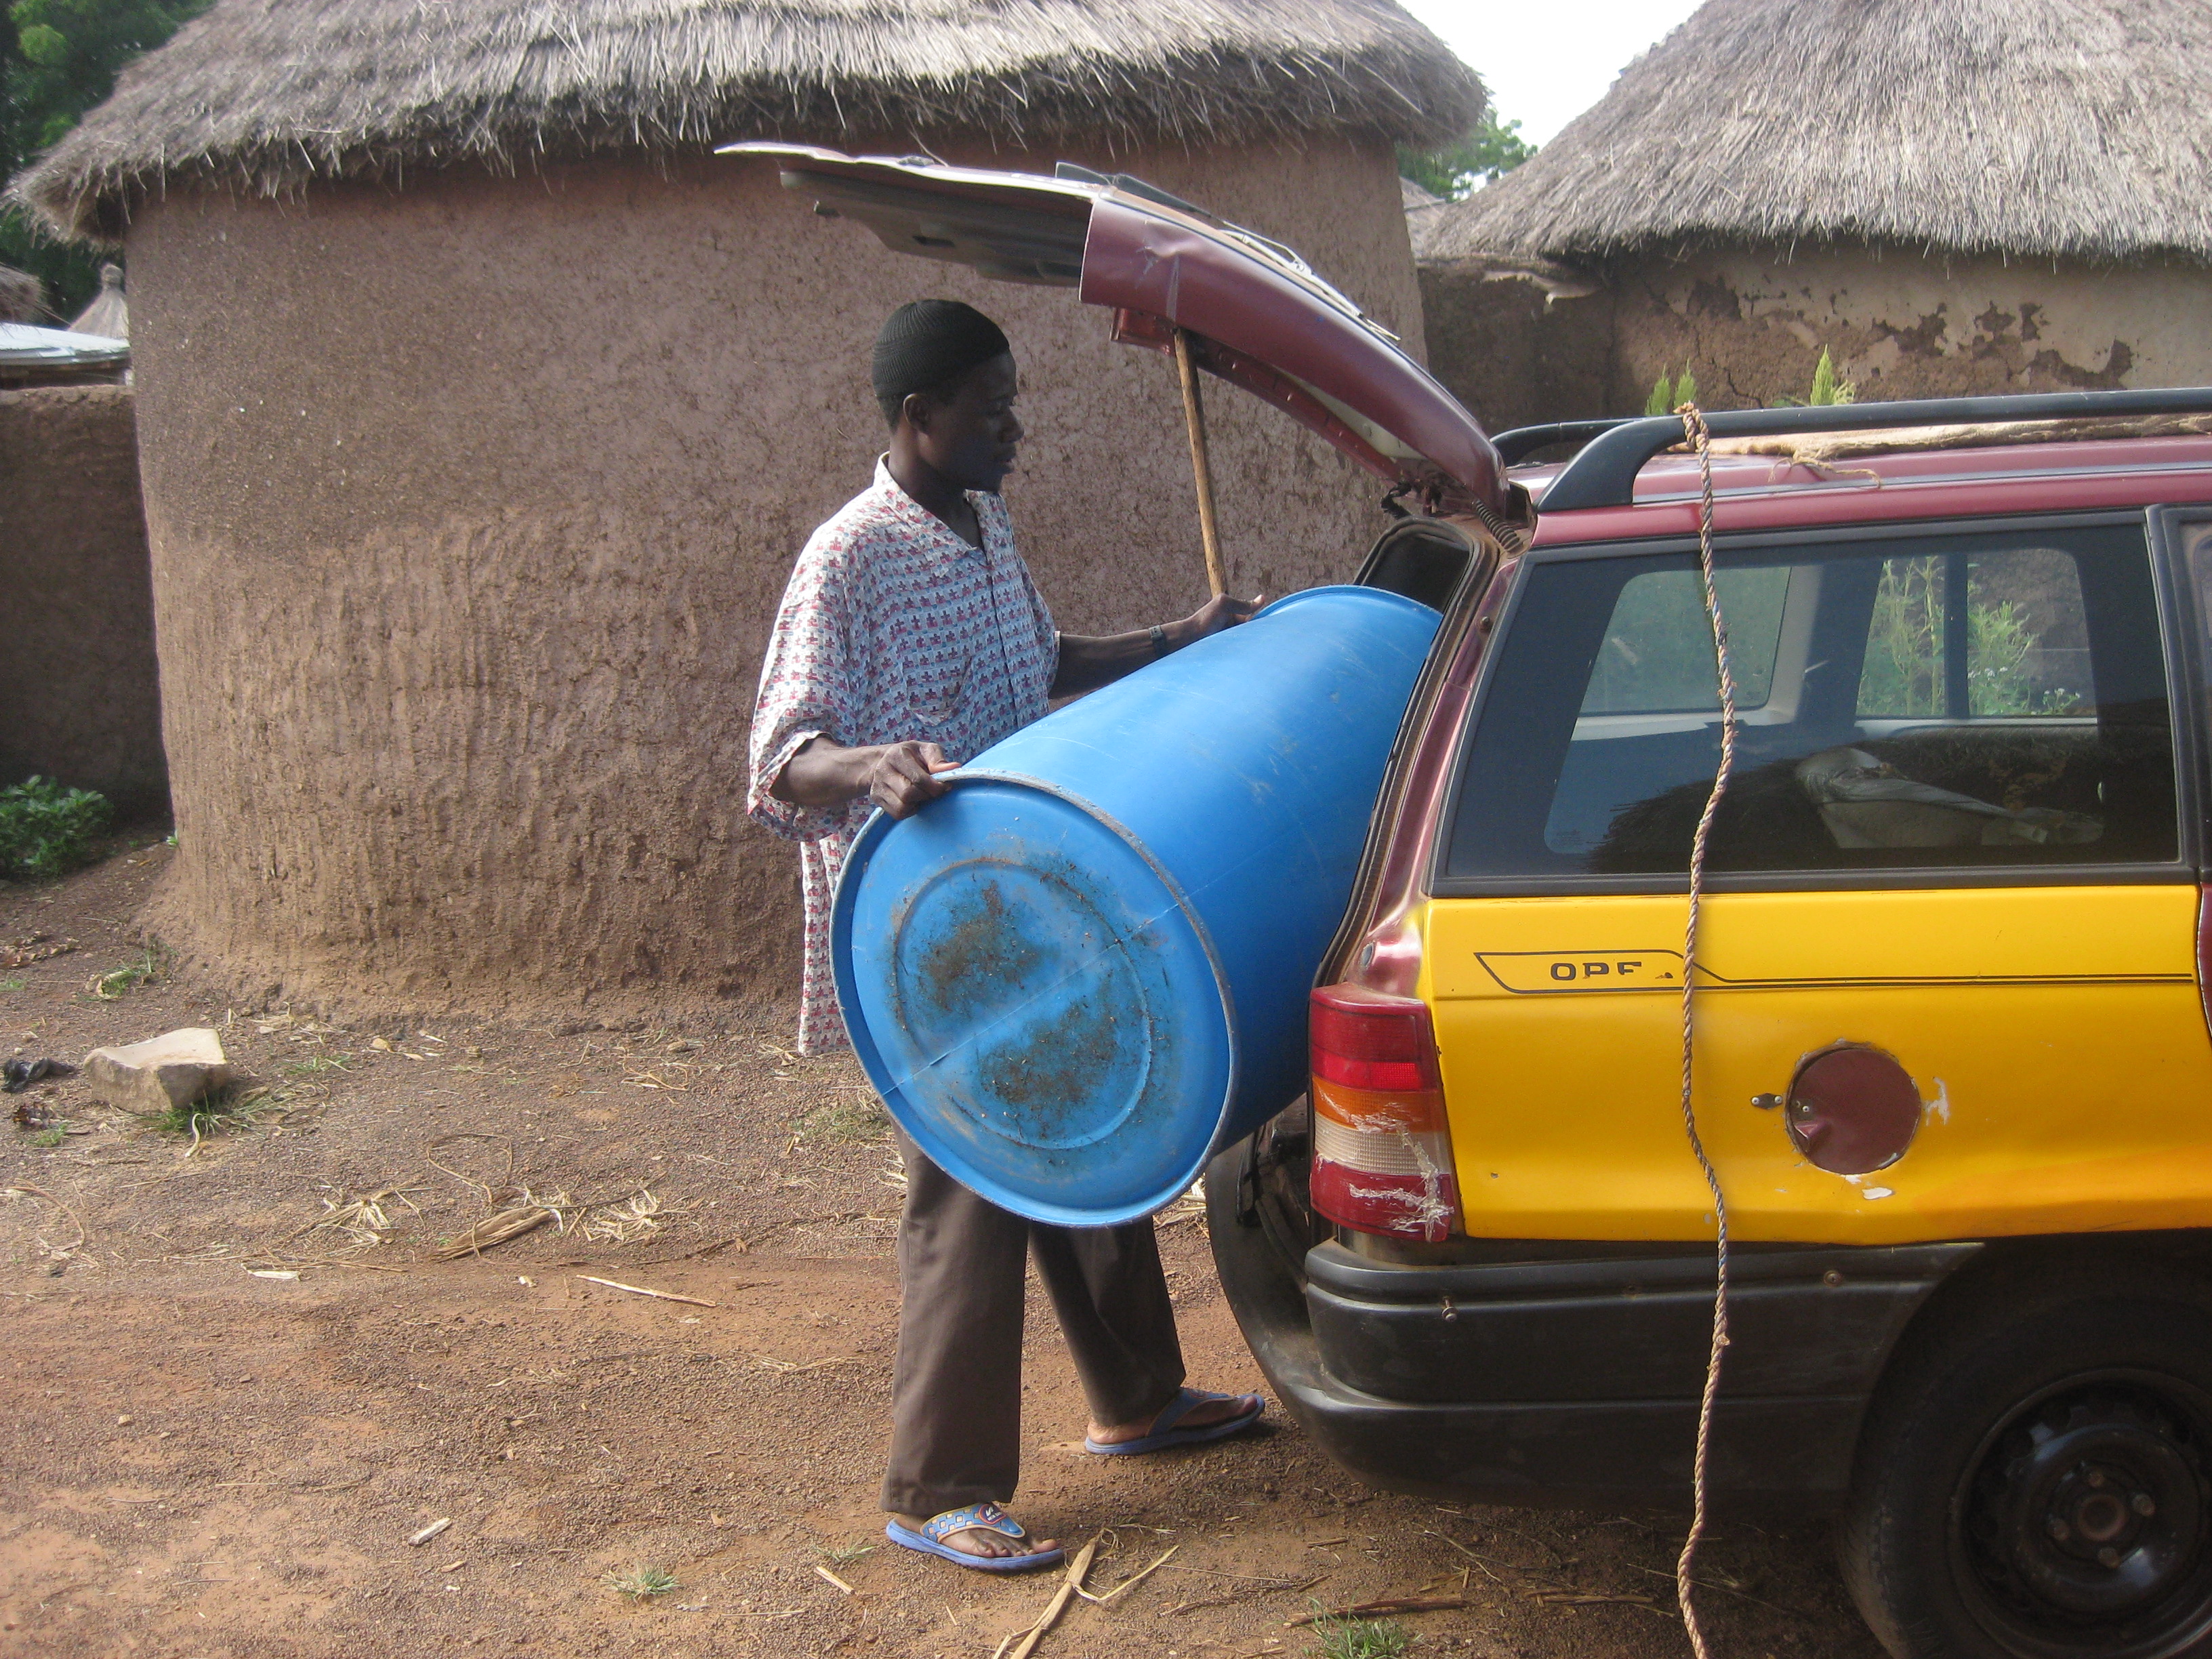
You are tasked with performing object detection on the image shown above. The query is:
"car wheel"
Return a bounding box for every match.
[1839,1269,2212,1659]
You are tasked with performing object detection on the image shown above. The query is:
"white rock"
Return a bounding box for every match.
[82,1027,232,1115]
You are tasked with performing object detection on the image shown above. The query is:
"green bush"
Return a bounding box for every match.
[0,777,112,879]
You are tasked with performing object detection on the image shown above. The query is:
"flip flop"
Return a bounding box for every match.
[1085,1387,1265,1456]
[884,1502,1067,1574]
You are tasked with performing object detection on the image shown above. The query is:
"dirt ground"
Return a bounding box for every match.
[0,842,1885,1659]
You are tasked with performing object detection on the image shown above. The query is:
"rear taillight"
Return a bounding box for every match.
[2198,886,2212,1042]
[1308,983,1460,1242]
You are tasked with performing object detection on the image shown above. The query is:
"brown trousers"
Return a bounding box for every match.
[880,1129,1186,1518]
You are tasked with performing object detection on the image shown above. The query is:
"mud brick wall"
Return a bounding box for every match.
[0,384,167,817]
[1416,259,1614,434]
[1604,246,2212,410]
[120,141,1426,1022]
[1420,241,2212,425]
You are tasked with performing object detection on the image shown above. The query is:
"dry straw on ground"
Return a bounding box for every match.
[273,1185,421,1258]
[581,1190,663,1244]
[431,1190,569,1261]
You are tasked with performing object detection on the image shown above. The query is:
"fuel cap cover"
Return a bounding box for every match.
[1784,1042,1922,1175]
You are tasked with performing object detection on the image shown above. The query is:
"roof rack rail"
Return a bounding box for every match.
[1492,419,1630,466]
[1538,386,2212,512]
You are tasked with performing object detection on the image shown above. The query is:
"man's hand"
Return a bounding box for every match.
[1048,592,1268,697]
[771,737,958,817]
[1180,591,1263,643]
[863,741,958,819]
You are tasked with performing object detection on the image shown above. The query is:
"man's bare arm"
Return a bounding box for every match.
[1050,591,1262,697]
[772,737,957,819]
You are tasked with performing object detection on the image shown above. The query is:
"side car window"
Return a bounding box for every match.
[1582,567,1788,714]
[1445,524,2176,882]
[1856,550,2090,719]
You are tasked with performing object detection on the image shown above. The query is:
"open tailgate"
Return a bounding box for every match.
[720,144,1508,518]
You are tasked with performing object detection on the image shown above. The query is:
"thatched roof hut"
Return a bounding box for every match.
[1426,0,2212,267]
[6,0,1479,1023]
[0,263,39,323]
[1414,0,2212,427]
[20,0,1478,239]
[68,264,127,340]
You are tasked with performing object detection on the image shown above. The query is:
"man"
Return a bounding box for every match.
[747,300,1263,1571]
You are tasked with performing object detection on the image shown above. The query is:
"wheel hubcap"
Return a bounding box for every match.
[1958,1382,2212,1656]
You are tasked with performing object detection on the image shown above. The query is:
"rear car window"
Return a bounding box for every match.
[1443,523,2177,882]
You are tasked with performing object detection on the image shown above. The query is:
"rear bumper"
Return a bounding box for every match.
[1203,1141,1975,1511]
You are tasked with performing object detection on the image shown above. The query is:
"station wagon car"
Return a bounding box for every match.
[1210,401,2212,1659]
[735,146,2212,1659]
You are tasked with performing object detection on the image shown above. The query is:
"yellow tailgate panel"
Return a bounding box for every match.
[1422,886,2212,1244]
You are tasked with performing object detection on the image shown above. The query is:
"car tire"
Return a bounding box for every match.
[1839,1265,2212,1659]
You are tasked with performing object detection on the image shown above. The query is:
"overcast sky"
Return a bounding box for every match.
[1397,0,1708,148]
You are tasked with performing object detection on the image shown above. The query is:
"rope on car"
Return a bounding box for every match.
[1675,401,1736,1659]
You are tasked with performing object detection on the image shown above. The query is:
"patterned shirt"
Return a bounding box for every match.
[747,458,1059,1052]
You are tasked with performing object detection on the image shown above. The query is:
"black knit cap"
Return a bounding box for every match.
[872,300,1012,425]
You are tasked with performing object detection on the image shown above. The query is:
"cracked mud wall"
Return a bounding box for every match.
[1416,259,1614,433]
[120,142,1420,1020]
[1609,245,2212,411]
[1421,241,2212,424]
[0,385,169,817]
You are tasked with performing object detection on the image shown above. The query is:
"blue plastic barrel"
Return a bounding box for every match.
[832,585,1441,1226]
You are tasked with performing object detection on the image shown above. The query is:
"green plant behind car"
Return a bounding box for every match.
[1644,367,1699,417]
[1809,346,1858,405]
[0,778,112,879]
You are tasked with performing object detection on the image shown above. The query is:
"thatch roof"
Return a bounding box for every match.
[1422,0,2212,268]
[69,264,128,340]
[0,264,39,324]
[15,0,1483,243]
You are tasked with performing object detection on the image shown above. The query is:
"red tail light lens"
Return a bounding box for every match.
[1309,992,1441,1092]
[1307,984,1460,1242]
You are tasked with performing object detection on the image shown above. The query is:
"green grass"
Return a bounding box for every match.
[798,1094,891,1144]
[603,1564,678,1600]
[87,946,165,1001]
[1306,1604,1413,1659]
[150,1082,279,1142]
[29,1126,66,1149]
[0,978,23,993]
[0,777,111,880]
[282,1054,350,1077]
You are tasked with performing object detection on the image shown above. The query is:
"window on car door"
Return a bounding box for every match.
[1445,522,2177,884]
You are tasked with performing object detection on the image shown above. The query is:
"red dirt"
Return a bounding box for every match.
[1,844,1880,1658]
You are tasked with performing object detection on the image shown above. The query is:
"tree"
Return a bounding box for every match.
[2,0,209,318]
[1397,114,1536,203]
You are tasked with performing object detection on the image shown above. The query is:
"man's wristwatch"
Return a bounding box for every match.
[1149,623,1169,657]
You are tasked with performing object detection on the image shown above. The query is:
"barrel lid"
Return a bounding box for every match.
[832,777,1234,1226]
